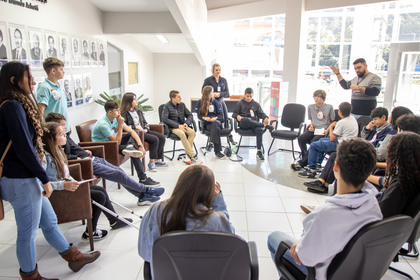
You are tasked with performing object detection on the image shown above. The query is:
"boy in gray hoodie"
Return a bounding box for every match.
[268,138,382,280]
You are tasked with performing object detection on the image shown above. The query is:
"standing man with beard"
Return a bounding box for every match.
[331,58,381,118]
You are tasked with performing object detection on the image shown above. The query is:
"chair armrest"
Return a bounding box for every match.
[225,118,233,131]
[270,119,279,129]
[68,158,95,180]
[274,240,297,280]
[298,122,306,136]
[198,119,205,134]
[234,119,239,133]
[191,120,197,132]
[161,123,170,137]
[80,145,105,159]
[79,141,119,166]
[248,241,259,280]
[68,163,82,181]
[149,124,164,135]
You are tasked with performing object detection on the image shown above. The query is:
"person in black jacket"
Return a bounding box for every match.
[201,63,236,144]
[120,92,167,172]
[232,87,274,160]
[45,112,164,206]
[162,90,197,163]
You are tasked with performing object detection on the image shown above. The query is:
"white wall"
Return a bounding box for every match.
[0,0,155,141]
[153,53,205,111]
[107,35,154,106]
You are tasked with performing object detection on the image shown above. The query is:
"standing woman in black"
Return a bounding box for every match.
[0,61,99,280]
[202,63,235,144]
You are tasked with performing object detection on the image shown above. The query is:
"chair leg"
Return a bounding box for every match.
[268,138,276,155]
[389,266,414,280]
[236,136,243,153]
[291,140,296,160]
[399,244,419,258]
[164,140,177,161]
[102,178,106,189]
[193,142,198,155]
[87,218,94,251]
[131,159,134,176]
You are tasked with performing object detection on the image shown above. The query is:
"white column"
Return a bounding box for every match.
[282,0,306,103]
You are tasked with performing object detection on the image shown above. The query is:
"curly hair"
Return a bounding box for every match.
[384,132,420,199]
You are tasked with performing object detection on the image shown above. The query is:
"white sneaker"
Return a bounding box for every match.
[122,145,143,158]
[300,204,315,214]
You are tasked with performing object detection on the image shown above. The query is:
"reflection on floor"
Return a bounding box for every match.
[0,115,417,280]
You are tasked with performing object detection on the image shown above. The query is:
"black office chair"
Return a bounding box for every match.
[158,104,198,160]
[144,231,259,280]
[198,117,233,155]
[267,103,306,159]
[233,119,267,154]
[357,115,372,137]
[275,215,414,280]
[389,192,420,280]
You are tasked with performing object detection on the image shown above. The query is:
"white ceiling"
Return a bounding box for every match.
[88,0,169,12]
[132,34,193,53]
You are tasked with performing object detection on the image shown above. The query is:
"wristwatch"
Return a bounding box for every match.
[138,144,143,148]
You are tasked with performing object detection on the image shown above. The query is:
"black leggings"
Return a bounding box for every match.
[89,185,118,231]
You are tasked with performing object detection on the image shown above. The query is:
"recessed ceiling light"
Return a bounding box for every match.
[156,34,168,44]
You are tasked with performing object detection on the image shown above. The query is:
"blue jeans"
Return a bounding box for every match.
[307,138,338,170]
[92,157,147,197]
[0,177,70,273]
[267,231,308,277]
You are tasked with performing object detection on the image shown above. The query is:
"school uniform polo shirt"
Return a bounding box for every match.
[36,78,70,133]
[91,114,126,142]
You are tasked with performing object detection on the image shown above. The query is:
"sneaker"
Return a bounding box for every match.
[256,150,265,160]
[303,180,324,188]
[228,135,237,145]
[265,124,275,132]
[206,143,214,153]
[298,170,317,179]
[146,186,165,197]
[300,204,315,215]
[110,218,133,230]
[140,177,160,186]
[316,163,323,172]
[137,195,160,206]
[190,154,202,165]
[182,155,192,165]
[81,228,108,241]
[290,162,304,171]
[306,183,328,194]
[154,160,168,167]
[148,162,157,172]
[215,151,226,159]
[122,145,143,158]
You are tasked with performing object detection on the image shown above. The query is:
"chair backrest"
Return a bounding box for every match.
[357,115,372,136]
[334,109,341,121]
[327,215,414,280]
[158,104,165,123]
[281,103,306,130]
[402,192,420,246]
[152,231,252,280]
[76,119,97,142]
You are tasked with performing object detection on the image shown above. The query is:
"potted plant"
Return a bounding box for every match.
[94,92,153,112]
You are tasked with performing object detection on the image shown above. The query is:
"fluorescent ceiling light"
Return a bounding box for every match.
[156,34,168,44]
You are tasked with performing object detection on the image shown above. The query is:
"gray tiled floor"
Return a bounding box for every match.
[0,113,418,279]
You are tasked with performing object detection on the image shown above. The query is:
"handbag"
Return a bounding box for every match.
[0,100,11,220]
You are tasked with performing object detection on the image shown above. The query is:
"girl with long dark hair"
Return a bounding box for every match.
[0,61,99,280]
[195,85,225,158]
[120,92,167,172]
[138,165,234,271]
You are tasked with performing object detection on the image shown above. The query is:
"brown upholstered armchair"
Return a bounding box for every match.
[68,146,104,187]
[48,163,94,251]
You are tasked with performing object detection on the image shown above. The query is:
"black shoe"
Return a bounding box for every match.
[265,124,275,132]
[110,218,133,230]
[298,170,317,179]
[206,143,214,153]
[256,150,265,160]
[316,163,323,172]
[290,162,304,171]
[140,177,160,186]
[307,185,328,194]
[215,151,226,159]
[303,180,324,188]
[81,228,108,241]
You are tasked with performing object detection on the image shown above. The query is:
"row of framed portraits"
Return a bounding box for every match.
[0,22,106,69]
[34,73,93,108]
